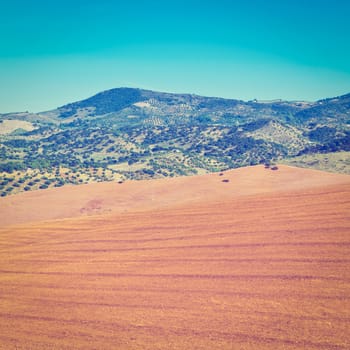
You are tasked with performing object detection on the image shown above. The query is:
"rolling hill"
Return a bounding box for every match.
[0,164,349,227]
[0,165,349,349]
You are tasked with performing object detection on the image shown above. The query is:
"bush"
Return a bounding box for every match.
[0,162,25,173]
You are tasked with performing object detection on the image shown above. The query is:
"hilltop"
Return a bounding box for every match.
[0,88,349,196]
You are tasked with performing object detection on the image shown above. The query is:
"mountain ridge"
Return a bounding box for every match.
[56,87,350,114]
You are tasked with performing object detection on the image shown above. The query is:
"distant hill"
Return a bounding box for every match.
[57,88,145,118]
[53,87,307,122]
[0,88,349,196]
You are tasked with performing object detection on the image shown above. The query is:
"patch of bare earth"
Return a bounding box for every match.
[0,165,349,349]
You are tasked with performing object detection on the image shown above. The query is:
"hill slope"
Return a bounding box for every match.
[0,88,349,197]
[0,166,349,349]
[1,164,349,227]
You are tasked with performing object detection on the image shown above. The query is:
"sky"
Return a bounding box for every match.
[0,0,350,112]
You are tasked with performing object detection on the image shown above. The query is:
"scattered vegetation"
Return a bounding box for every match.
[281,151,350,175]
[1,89,349,196]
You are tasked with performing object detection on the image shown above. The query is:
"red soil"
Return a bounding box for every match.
[0,165,349,349]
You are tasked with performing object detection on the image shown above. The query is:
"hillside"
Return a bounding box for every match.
[0,88,349,196]
[282,151,350,174]
[0,165,349,349]
[1,164,349,227]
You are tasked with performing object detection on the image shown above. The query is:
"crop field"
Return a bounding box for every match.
[0,166,349,349]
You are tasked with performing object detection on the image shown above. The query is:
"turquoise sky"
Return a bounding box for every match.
[1,0,350,112]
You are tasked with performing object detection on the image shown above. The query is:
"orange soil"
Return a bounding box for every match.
[0,165,349,349]
[0,165,349,227]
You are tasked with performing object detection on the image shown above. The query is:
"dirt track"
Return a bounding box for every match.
[0,165,349,349]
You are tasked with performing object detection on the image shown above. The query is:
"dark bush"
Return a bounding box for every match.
[0,162,25,173]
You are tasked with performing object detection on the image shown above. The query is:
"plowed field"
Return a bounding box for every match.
[0,166,349,349]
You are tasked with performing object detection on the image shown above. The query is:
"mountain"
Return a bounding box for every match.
[295,92,350,122]
[57,87,145,118]
[0,88,349,196]
[53,87,308,121]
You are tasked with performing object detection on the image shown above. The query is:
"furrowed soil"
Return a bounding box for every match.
[0,165,349,349]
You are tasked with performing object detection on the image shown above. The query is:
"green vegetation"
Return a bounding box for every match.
[281,152,350,175]
[0,88,349,196]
